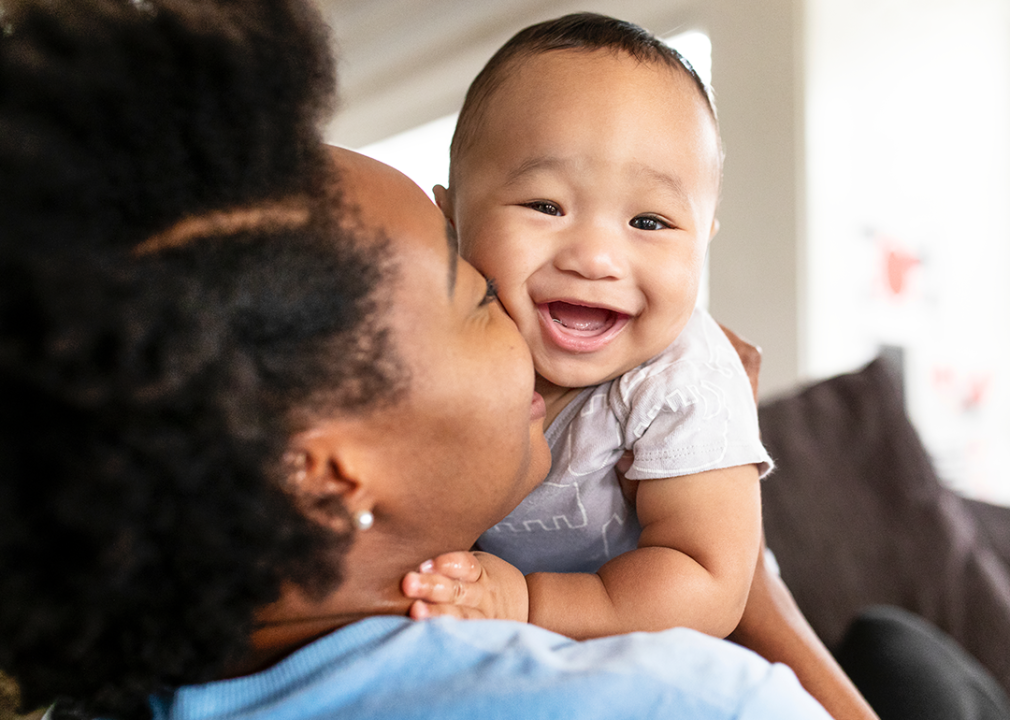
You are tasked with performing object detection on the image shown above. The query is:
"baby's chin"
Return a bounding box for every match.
[533,351,647,391]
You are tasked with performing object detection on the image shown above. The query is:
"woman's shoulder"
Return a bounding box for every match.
[158,617,830,720]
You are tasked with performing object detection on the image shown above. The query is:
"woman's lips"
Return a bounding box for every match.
[537,301,630,353]
[530,390,546,421]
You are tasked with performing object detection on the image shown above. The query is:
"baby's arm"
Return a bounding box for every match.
[404,464,762,640]
[527,463,762,639]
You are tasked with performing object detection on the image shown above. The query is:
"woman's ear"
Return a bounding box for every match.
[432,184,455,227]
[285,426,376,533]
[709,217,720,242]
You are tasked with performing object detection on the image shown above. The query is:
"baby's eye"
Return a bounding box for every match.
[479,277,499,307]
[524,200,562,216]
[630,215,671,231]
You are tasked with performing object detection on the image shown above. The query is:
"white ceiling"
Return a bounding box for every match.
[315,0,699,147]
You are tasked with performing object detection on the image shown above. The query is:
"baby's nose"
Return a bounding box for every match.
[553,225,625,280]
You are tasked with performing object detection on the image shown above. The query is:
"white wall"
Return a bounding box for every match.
[703,0,806,398]
[804,0,1010,503]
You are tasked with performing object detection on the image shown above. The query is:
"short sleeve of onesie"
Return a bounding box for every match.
[612,308,772,480]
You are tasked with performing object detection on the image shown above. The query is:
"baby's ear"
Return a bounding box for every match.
[709,217,721,242]
[433,184,455,227]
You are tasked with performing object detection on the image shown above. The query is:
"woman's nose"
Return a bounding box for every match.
[552,223,625,280]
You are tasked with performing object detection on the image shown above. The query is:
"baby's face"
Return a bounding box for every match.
[446,49,722,390]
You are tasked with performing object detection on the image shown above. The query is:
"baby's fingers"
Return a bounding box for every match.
[401,570,483,607]
[419,551,483,582]
[409,599,488,621]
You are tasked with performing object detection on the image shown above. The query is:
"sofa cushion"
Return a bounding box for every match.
[758,357,1010,694]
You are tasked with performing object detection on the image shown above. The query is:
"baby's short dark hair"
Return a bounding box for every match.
[448,12,720,186]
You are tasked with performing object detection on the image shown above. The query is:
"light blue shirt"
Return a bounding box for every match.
[151,616,830,720]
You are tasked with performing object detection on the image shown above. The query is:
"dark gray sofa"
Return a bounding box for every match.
[758,357,1010,695]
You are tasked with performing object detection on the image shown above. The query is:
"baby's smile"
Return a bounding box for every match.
[537,300,631,354]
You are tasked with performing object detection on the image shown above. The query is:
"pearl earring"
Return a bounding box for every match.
[353,509,375,531]
[284,451,308,483]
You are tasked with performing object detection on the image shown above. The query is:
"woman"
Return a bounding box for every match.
[0,1,830,718]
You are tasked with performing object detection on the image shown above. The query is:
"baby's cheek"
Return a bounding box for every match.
[518,319,549,362]
[495,290,528,326]
[457,229,501,267]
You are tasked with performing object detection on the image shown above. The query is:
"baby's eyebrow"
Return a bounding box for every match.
[503,155,569,187]
[504,157,692,207]
[631,164,690,206]
[445,220,458,297]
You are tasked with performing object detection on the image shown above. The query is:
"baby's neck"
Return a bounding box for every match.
[535,375,588,428]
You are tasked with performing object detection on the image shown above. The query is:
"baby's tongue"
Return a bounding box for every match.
[548,301,611,333]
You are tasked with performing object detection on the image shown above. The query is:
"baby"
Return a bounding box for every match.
[403,12,772,640]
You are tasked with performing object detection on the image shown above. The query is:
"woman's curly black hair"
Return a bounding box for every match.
[0,0,337,258]
[0,1,406,718]
[0,228,401,719]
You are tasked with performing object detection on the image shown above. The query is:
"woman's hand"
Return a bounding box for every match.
[401,551,530,623]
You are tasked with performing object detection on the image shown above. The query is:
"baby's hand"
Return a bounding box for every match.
[401,551,529,623]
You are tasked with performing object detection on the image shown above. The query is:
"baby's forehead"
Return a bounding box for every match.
[455,50,722,191]
[460,49,719,157]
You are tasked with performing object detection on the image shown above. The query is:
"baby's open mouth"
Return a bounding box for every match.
[538,301,631,354]
[547,301,622,335]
